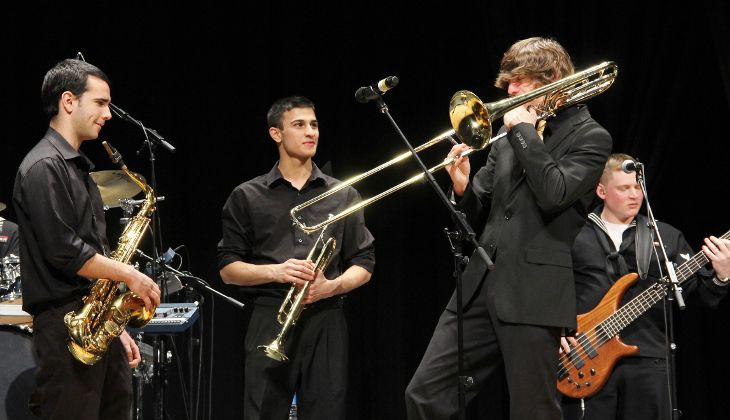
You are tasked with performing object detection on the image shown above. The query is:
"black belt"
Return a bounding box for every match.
[29,293,84,315]
[254,295,345,310]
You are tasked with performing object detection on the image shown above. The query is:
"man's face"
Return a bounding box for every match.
[69,75,112,141]
[506,75,546,110]
[597,169,644,223]
[270,107,319,160]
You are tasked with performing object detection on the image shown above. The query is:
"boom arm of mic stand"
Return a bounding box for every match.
[110,103,176,153]
[135,250,245,309]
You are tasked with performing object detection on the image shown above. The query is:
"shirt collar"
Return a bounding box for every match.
[548,104,582,127]
[263,162,327,188]
[588,204,637,235]
[45,127,95,171]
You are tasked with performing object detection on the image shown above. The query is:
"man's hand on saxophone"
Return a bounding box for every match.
[77,253,161,312]
[123,264,161,312]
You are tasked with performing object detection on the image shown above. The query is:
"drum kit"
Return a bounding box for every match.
[1,203,34,419]
[0,171,143,418]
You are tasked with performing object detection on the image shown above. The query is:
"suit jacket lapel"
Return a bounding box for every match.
[543,106,590,154]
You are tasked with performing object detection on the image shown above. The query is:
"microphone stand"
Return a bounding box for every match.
[111,102,175,420]
[634,163,683,420]
[135,249,246,309]
[369,94,494,420]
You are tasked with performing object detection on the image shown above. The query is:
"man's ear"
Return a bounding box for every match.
[60,91,75,114]
[269,127,282,144]
[596,183,607,200]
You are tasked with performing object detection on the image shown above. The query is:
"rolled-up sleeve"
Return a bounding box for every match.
[19,159,97,277]
[217,188,254,270]
[340,188,375,273]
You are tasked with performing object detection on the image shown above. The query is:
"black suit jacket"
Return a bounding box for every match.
[447,105,612,329]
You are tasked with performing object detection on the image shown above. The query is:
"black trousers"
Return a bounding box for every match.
[244,298,348,420]
[405,278,563,420]
[30,299,132,420]
[562,357,670,420]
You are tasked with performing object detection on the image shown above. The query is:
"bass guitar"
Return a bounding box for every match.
[557,230,729,398]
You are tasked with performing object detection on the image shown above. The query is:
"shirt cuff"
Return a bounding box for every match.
[712,275,730,287]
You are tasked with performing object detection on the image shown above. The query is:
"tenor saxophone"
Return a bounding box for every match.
[64,141,157,365]
[258,235,337,362]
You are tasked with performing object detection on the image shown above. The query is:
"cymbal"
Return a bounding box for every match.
[0,202,5,212]
[90,170,144,208]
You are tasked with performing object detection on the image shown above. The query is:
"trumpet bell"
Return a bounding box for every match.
[449,90,492,149]
[258,341,289,362]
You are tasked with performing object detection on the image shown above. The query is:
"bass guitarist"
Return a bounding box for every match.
[560,153,730,420]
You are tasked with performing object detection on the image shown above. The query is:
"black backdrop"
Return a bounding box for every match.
[2,1,730,419]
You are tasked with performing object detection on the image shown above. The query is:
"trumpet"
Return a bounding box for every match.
[258,232,337,362]
[290,61,618,233]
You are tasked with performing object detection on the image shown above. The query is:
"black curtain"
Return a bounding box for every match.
[2,2,729,419]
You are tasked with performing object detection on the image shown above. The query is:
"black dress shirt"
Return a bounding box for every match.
[217,163,375,299]
[13,128,109,314]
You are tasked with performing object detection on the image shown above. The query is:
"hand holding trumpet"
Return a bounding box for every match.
[272,258,315,286]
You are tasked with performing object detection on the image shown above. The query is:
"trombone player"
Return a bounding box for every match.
[218,96,375,420]
[405,37,613,419]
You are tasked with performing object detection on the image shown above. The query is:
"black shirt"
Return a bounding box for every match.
[217,163,375,299]
[571,208,727,357]
[13,128,110,314]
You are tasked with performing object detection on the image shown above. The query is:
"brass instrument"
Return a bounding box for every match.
[290,61,618,233]
[258,233,337,362]
[64,141,157,365]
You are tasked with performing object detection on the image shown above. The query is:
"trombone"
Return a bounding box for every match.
[291,61,618,234]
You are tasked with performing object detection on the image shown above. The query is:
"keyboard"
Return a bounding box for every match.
[128,302,200,334]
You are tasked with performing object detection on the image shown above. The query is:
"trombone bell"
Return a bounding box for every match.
[449,90,492,149]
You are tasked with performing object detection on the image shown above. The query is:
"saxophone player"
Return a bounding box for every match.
[218,96,375,420]
[12,58,160,420]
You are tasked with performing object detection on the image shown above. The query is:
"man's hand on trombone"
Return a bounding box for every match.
[445,143,472,196]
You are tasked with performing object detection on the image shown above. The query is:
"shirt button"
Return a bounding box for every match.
[298,238,303,243]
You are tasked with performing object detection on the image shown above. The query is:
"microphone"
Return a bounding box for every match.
[355,76,399,103]
[621,159,643,173]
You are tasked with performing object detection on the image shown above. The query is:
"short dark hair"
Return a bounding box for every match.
[600,153,637,184]
[266,96,315,129]
[41,58,110,119]
[494,37,574,90]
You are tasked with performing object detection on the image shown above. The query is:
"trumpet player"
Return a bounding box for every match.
[218,96,375,420]
[405,37,613,420]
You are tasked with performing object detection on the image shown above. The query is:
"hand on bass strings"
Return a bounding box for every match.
[559,336,579,355]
